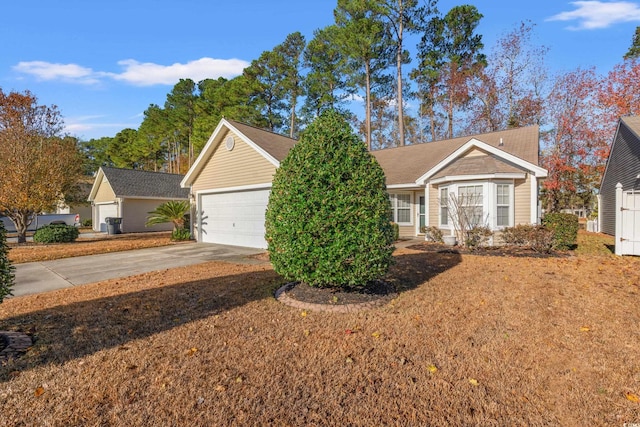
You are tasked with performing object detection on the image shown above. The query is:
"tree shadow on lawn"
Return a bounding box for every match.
[387,250,462,294]
[0,268,282,382]
[0,251,461,381]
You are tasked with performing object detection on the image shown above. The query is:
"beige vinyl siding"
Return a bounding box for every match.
[398,225,415,238]
[428,183,441,229]
[461,147,487,158]
[514,175,531,225]
[121,199,174,233]
[192,130,276,193]
[93,180,116,202]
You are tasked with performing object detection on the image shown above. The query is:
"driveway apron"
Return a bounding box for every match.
[12,243,267,297]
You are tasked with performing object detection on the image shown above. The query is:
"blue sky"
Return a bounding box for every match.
[2,0,640,141]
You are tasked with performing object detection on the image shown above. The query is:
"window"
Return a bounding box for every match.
[458,185,484,226]
[440,187,449,226]
[496,184,509,226]
[496,183,511,227]
[438,181,514,230]
[390,193,411,225]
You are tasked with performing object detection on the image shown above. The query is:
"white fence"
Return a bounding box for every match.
[615,183,640,256]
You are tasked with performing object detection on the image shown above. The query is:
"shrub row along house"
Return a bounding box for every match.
[180,119,548,249]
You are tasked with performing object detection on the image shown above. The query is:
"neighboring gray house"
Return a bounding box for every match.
[88,167,189,233]
[599,116,640,236]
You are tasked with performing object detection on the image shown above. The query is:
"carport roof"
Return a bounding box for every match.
[89,167,189,201]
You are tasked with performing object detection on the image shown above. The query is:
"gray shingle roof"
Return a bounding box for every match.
[189,120,541,188]
[101,167,189,199]
[226,120,297,162]
[372,126,540,185]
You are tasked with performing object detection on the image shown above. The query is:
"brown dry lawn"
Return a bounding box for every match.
[1,231,640,425]
[8,231,183,264]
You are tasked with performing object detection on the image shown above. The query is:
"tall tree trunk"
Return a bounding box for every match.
[365,62,372,151]
[289,103,296,138]
[430,108,437,142]
[396,0,405,146]
[447,96,454,139]
[10,212,31,244]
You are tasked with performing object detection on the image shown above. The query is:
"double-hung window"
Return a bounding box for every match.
[496,183,510,227]
[458,185,484,227]
[390,194,411,225]
[438,181,514,230]
[439,187,449,226]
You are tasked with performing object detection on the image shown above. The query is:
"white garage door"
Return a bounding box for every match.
[200,189,270,248]
[96,203,118,232]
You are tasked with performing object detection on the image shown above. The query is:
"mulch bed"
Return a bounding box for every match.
[406,241,571,258]
[285,280,397,306]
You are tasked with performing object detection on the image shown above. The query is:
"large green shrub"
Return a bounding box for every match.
[0,220,14,303]
[33,224,79,243]
[542,213,579,250]
[265,110,395,289]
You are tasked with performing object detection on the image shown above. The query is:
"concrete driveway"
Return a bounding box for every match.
[12,243,267,297]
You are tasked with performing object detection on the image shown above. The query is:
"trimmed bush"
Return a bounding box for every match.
[542,213,579,250]
[501,224,535,246]
[465,226,493,250]
[391,222,400,241]
[0,220,14,303]
[421,225,444,243]
[82,218,92,227]
[265,110,395,289]
[528,226,555,253]
[501,224,554,253]
[33,224,79,243]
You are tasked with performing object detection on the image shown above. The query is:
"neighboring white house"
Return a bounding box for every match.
[181,119,548,249]
[88,167,189,233]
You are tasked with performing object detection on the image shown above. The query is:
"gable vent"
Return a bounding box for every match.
[225,136,235,151]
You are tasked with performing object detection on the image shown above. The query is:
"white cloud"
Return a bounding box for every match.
[110,57,249,86]
[13,61,101,85]
[547,1,640,30]
[13,57,249,86]
[64,121,140,139]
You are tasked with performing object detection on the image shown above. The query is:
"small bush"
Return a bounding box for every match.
[501,224,536,246]
[464,226,493,250]
[500,224,554,253]
[33,224,79,243]
[0,220,14,303]
[82,218,92,227]
[171,228,191,241]
[391,222,400,241]
[421,225,443,243]
[528,226,555,253]
[543,213,579,250]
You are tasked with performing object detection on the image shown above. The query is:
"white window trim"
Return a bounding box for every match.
[494,181,515,229]
[437,180,515,231]
[439,186,451,229]
[389,192,414,226]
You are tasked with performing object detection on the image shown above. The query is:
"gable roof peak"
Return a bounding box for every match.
[224,119,297,143]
